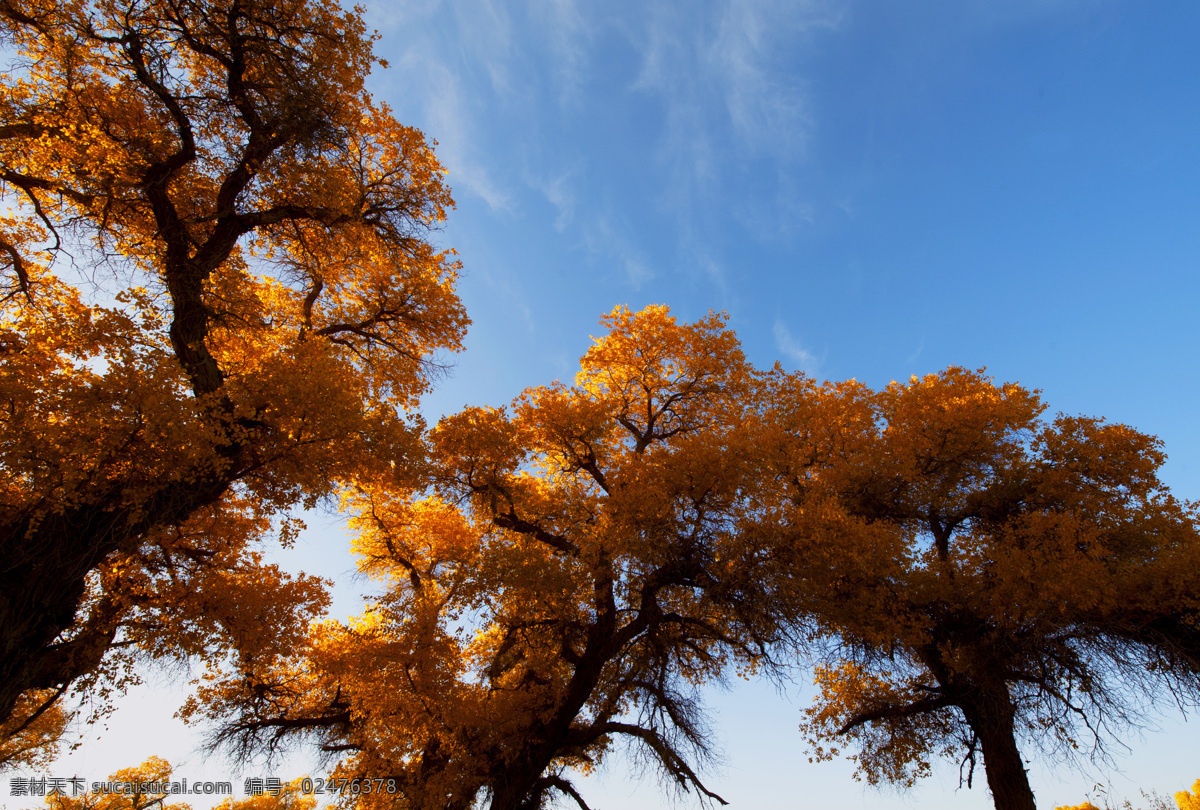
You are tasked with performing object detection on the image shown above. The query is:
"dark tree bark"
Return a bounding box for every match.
[960,685,1037,810]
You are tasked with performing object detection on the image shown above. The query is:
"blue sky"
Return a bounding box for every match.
[25,2,1200,809]
[381,0,1200,495]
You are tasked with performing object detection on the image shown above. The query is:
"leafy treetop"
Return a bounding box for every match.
[764,368,1200,810]
[189,305,786,810]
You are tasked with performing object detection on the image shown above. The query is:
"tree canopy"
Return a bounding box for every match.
[192,314,1200,810]
[0,0,466,741]
[189,305,786,810]
[765,367,1200,810]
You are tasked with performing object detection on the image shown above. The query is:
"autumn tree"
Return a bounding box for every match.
[190,306,785,810]
[763,368,1200,810]
[0,0,466,745]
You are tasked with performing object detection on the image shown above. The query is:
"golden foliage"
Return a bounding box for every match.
[199,306,776,809]
[1177,780,1200,810]
[0,689,70,769]
[775,368,1200,810]
[802,663,956,788]
[0,0,465,750]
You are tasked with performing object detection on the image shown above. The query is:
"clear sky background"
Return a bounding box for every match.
[16,1,1200,809]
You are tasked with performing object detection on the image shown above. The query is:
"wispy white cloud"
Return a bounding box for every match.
[696,251,727,293]
[366,0,601,213]
[368,0,848,285]
[361,0,442,32]
[773,319,821,375]
[634,0,844,160]
[626,0,845,277]
[906,337,925,365]
[367,0,524,213]
[395,50,514,213]
[529,0,590,104]
[525,166,581,232]
[581,211,654,289]
[708,0,840,163]
[452,0,516,95]
[479,268,536,335]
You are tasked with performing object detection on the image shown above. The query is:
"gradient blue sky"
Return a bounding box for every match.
[22,2,1200,809]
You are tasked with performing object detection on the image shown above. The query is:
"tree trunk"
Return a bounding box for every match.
[960,686,1036,810]
[0,475,231,724]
